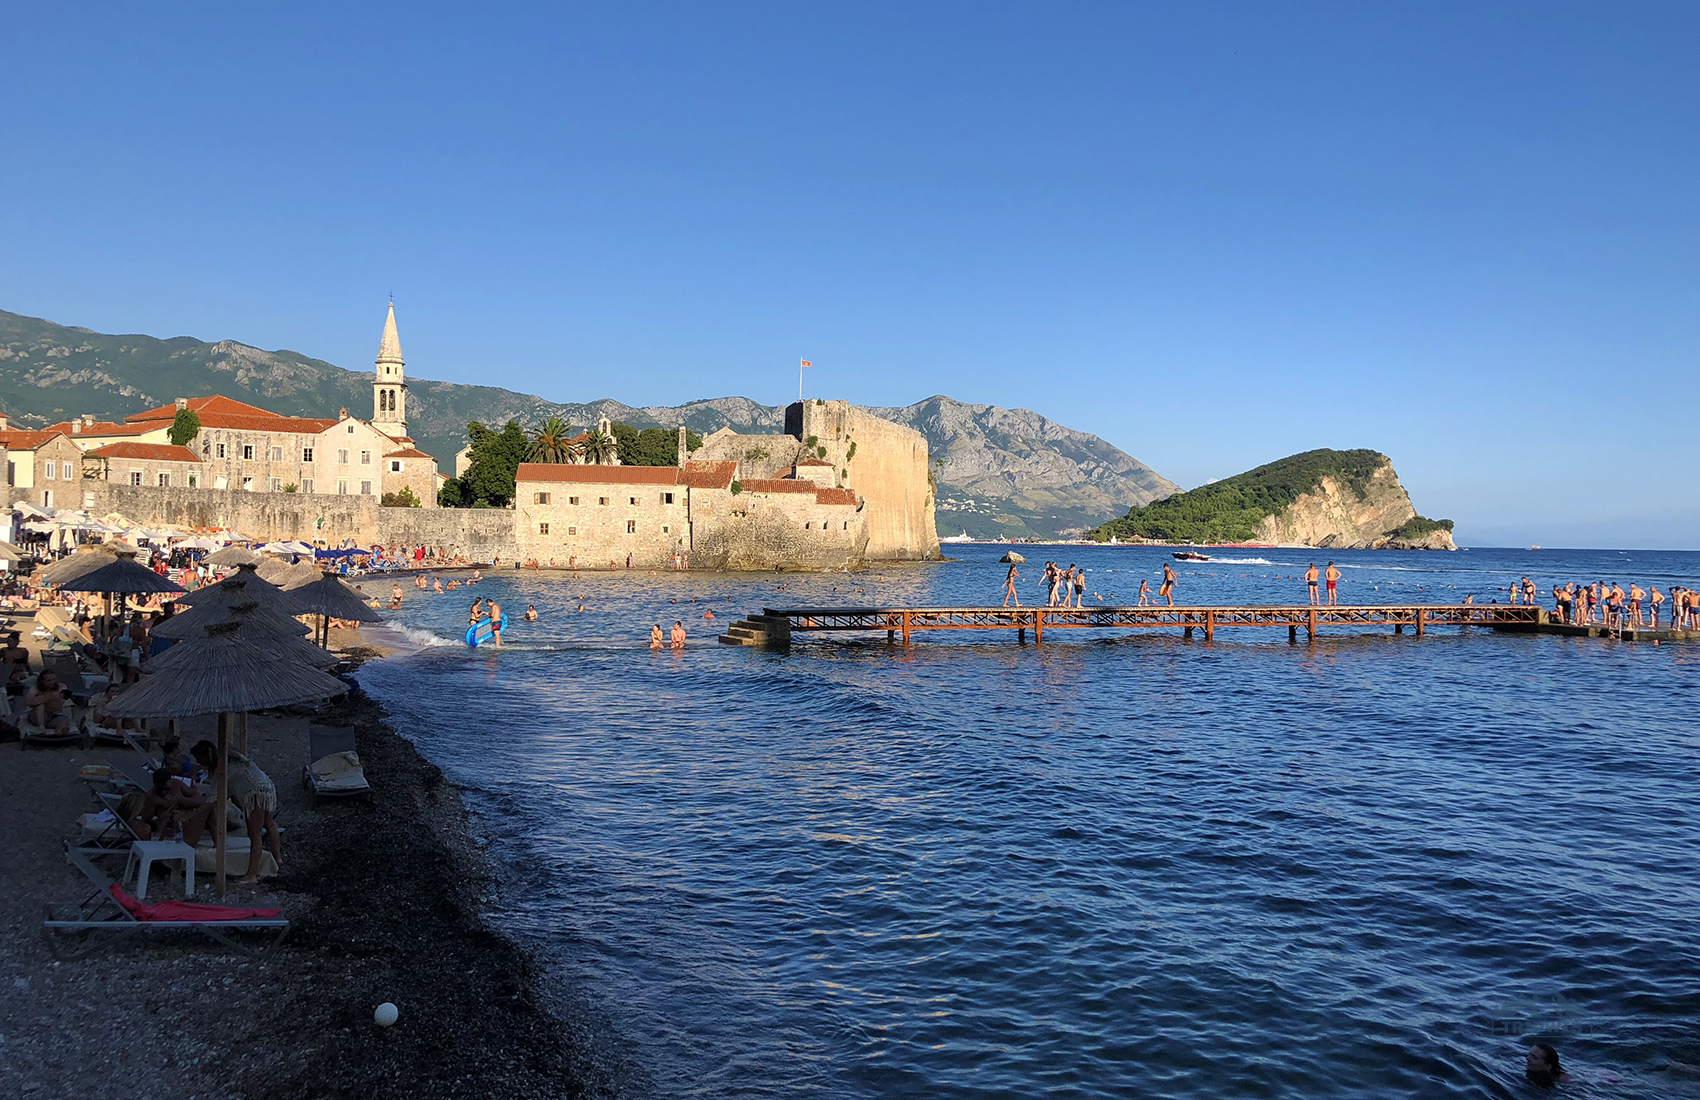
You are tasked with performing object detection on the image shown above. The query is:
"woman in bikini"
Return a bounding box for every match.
[1002,565,1020,608]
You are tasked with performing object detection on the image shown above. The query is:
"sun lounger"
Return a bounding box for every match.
[43,846,288,959]
[33,607,69,636]
[19,711,82,749]
[304,726,371,798]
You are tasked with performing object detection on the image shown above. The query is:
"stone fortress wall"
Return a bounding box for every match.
[16,482,518,561]
[788,400,940,562]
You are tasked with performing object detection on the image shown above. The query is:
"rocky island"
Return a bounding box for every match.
[1092,448,1456,550]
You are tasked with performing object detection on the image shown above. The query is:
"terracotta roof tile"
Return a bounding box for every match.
[383,448,434,459]
[87,442,201,462]
[681,461,736,489]
[45,420,139,437]
[739,478,817,494]
[125,395,279,423]
[814,487,859,506]
[515,463,681,485]
[795,458,832,466]
[0,430,69,450]
[129,412,340,434]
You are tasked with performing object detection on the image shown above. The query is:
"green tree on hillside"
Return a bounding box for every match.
[609,421,702,466]
[441,420,530,507]
[167,407,201,447]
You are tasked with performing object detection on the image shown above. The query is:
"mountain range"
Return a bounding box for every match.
[0,308,1177,538]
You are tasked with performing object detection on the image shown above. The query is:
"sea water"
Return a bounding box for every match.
[358,545,1700,1098]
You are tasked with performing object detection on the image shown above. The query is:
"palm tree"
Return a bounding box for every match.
[579,429,617,465]
[529,416,574,463]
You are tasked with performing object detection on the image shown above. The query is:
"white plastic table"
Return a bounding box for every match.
[125,840,195,899]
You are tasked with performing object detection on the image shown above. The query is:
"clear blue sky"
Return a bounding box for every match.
[3,3,1697,547]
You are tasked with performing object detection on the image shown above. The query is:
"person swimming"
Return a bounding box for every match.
[523,604,538,622]
[1526,1043,1566,1087]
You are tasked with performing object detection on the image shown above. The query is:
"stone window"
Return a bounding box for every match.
[187,474,198,488]
[390,460,402,473]
[242,445,254,460]
[128,471,142,486]
[338,449,349,465]
[270,477,283,491]
[158,473,170,488]
[662,525,669,534]
[568,496,579,506]
[241,476,254,490]
[626,520,637,534]
[567,526,576,535]
[62,462,74,479]
[337,480,348,495]
[216,443,226,459]
[302,447,314,463]
[302,479,314,494]
[598,497,609,506]
[360,451,370,465]
[44,463,54,480]
[360,480,372,495]
[539,523,550,535]
[270,446,283,461]
[628,496,638,506]
[347,424,355,434]
[5,460,12,485]
[663,493,674,505]
[804,522,810,529]
[535,491,551,505]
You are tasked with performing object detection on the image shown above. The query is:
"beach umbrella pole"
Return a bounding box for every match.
[215,711,230,897]
[239,711,248,755]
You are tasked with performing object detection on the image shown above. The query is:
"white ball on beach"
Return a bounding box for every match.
[374,1002,399,1027]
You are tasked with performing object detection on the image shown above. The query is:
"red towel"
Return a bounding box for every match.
[109,883,282,922]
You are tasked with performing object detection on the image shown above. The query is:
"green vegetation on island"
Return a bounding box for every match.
[438,419,705,508]
[1387,515,1454,540]
[1092,448,1399,544]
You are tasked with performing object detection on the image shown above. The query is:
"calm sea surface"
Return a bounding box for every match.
[358,545,1700,1098]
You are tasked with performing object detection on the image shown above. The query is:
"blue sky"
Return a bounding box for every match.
[3,3,1697,547]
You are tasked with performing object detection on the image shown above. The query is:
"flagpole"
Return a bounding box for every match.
[799,358,803,402]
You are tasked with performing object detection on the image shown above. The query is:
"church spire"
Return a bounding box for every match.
[373,301,408,435]
[377,301,404,368]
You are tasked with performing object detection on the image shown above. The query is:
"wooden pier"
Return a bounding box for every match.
[718,603,1556,647]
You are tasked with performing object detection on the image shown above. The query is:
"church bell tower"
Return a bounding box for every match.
[374,301,409,438]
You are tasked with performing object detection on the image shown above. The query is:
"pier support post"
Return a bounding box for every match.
[1183,626,1193,639]
[887,628,895,644]
[1394,623,1403,634]
[1289,625,1297,643]
[901,610,911,648]
[1205,610,1214,642]
[1415,610,1424,637]
[1018,627,1026,643]
[1307,608,1316,641]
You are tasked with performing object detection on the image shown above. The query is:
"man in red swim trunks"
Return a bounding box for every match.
[1325,562,1341,606]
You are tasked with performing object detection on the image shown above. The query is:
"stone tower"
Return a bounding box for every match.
[374,301,408,438]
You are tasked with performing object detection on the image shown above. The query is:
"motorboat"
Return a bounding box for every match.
[1171,551,1211,562]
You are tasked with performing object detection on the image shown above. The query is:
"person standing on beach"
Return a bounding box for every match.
[670,620,686,649]
[1002,564,1020,607]
[1325,562,1341,606]
[1160,562,1177,607]
[1305,563,1319,605]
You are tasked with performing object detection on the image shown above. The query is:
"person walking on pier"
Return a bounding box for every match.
[1325,562,1342,606]
[1002,564,1021,608]
[1305,563,1319,605]
[1137,578,1151,606]
[1523,577,1537,607]
[1160,562,1177,607]
[1043,563,1060,607]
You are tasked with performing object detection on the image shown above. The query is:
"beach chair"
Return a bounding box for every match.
[303,726,371,799]
[17,698,83,749]
[43,846,289,959]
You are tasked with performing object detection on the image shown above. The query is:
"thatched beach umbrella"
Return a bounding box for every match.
[257,557,321,590]
[206,545,262,568]
[57,550,185,634]
[287,571,384,647]
[38,546,118,587]
[104,622,349,895]
[176,565,298,612]
[155,593,311,641]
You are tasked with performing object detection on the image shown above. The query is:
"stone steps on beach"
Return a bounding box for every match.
[717,615,792,648]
